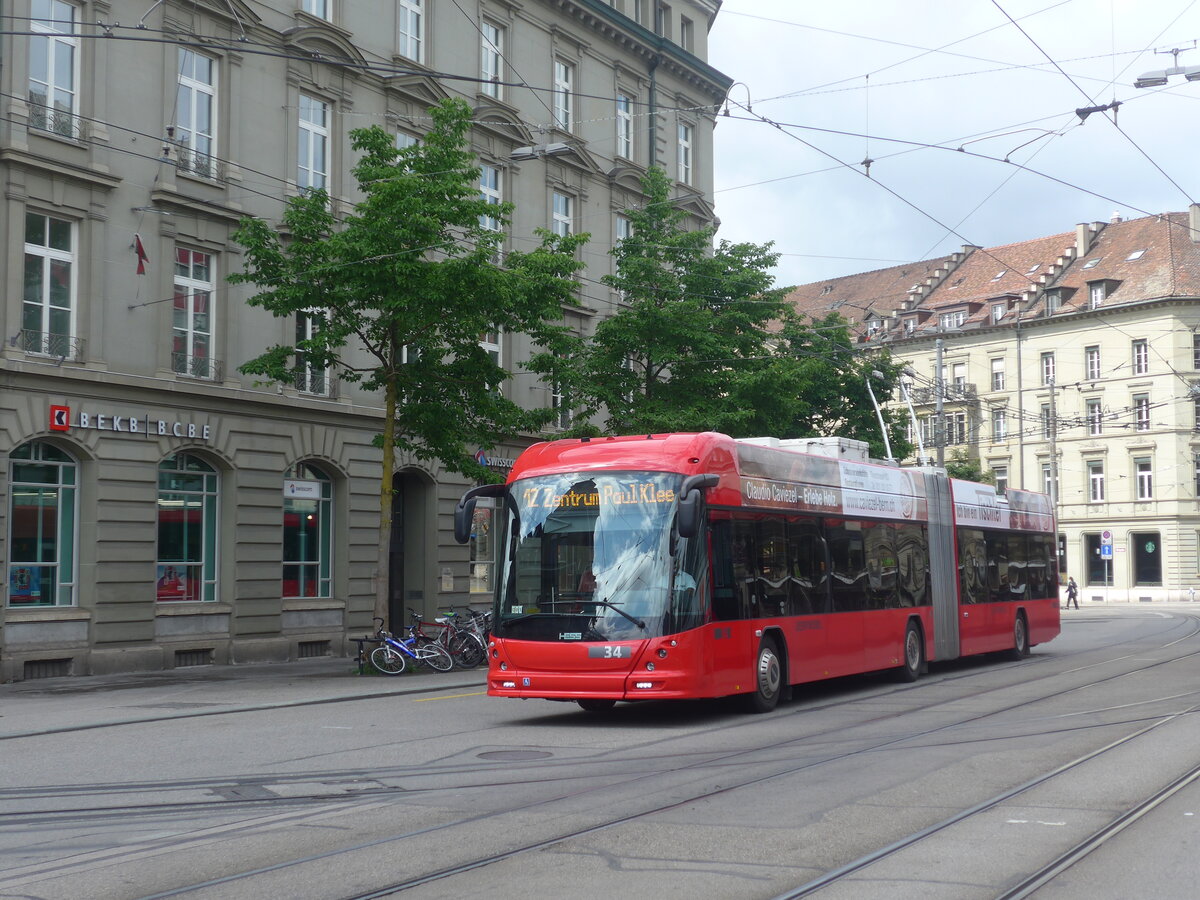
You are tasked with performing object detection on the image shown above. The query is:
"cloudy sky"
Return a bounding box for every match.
[708,0,1200,290]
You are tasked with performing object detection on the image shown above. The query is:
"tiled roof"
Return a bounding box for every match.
[925,231,1074,309]
[783,257,950,324]
[782,212,1200,342]
[1040,213,1200,310]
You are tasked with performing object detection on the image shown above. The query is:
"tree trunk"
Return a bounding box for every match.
[374,377,398,628]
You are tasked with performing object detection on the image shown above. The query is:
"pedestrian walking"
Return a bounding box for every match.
[1064,576,1078,610]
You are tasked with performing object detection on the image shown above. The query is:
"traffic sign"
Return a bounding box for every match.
[1101,530,1113,545]
[1101,544,1113,560]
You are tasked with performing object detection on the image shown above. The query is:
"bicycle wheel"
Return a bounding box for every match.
[370,645,407,675]
[416,643,454,672]
[449,633,486,668]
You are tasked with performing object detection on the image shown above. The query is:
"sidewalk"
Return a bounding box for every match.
[0,655,488,740]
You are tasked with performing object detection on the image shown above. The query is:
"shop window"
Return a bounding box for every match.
[1084,533,1113,586]
[7,441,76,607]
[157,453,218,602]
[1131,532,1161,586]
[283,462,332,599]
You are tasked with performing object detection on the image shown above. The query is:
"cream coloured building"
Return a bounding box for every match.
[786,208,1200,603]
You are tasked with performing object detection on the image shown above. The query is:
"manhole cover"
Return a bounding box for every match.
[477,750,553,761]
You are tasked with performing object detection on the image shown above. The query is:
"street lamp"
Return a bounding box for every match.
[1134,45,1200,88]
[509,142,572,160]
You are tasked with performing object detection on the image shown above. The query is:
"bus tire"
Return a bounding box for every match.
[1008,613,1030,660]
[896,621,923,683]
[577,699,616,712]
[745,639,782,713]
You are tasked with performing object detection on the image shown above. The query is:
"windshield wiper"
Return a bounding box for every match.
[590,598,645,629]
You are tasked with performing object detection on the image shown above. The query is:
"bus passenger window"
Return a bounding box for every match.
[958,528,988,605]
[826,519,868,612]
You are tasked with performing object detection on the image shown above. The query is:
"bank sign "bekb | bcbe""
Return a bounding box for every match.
[49,404,212,441]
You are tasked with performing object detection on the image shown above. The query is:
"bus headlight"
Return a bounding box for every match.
[645,661,655,671]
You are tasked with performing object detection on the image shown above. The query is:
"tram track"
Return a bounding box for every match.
[95,618,1200,898]
[6,611,1200,899]
[5,611,1197,828]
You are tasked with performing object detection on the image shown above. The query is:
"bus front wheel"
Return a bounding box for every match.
[745,640,782,713]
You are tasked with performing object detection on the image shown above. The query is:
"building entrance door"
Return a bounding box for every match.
[388,470,433,631]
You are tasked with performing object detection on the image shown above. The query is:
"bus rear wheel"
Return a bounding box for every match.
[896,621,923,683]
[1008,613,1030,660]
[577,699,616,712]
[745,640,782,713]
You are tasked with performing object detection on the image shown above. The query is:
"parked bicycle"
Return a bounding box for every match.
[410,609,486,669]
[370,617,454,675]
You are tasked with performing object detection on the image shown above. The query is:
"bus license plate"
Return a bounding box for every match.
[588,645,631,659]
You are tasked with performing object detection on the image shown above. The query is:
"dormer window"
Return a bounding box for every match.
[903,318,915,335]
[1088,278,1121,309]
[867,318,881,334]
[991,303,1006,323]
[940,310,966,330]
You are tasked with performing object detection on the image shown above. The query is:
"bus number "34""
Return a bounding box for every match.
[588,645,631,659]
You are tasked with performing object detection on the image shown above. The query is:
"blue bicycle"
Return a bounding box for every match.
[370,617,454,675]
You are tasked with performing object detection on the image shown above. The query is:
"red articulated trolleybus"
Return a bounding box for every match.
[454,432,1059,713]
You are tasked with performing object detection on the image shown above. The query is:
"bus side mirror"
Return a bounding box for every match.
[677,474,719,539]
[454,483,506,544]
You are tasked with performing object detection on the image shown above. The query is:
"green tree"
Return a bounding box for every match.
[725,312,914,460]
[945,448,994,483]
[229,98,584,624]
[543,166,788,434]
[542,167,912,461]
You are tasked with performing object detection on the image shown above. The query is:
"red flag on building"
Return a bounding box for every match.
[134,234,149,275]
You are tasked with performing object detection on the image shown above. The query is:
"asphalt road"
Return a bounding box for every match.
[2,605,1199,900]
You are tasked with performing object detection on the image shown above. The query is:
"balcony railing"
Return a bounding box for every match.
[27,95,87,141]
[911,383,978,405]
[12,329,84,361]
[294,368,336,397]
[171,352,223,381]
[175,145,220,180]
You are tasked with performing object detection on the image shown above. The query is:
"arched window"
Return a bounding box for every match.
[283,462,332,598]
[157,453,218,602]
[7,441,76,607]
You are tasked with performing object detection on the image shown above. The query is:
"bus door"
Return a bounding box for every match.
[708,516,757,694]
[822,519,867,677]
[957,528,993,655]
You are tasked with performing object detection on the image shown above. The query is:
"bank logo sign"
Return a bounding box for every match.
[46,403,212,441]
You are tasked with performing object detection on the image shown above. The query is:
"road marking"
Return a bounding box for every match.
[1006,819,1066,826]
[413,691,487,702]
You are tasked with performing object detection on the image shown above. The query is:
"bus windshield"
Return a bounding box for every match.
[496,472,693,641]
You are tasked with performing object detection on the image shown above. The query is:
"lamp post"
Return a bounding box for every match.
[1134,45,1200,88]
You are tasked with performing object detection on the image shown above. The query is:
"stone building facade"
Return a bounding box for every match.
[0,0,731,680]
